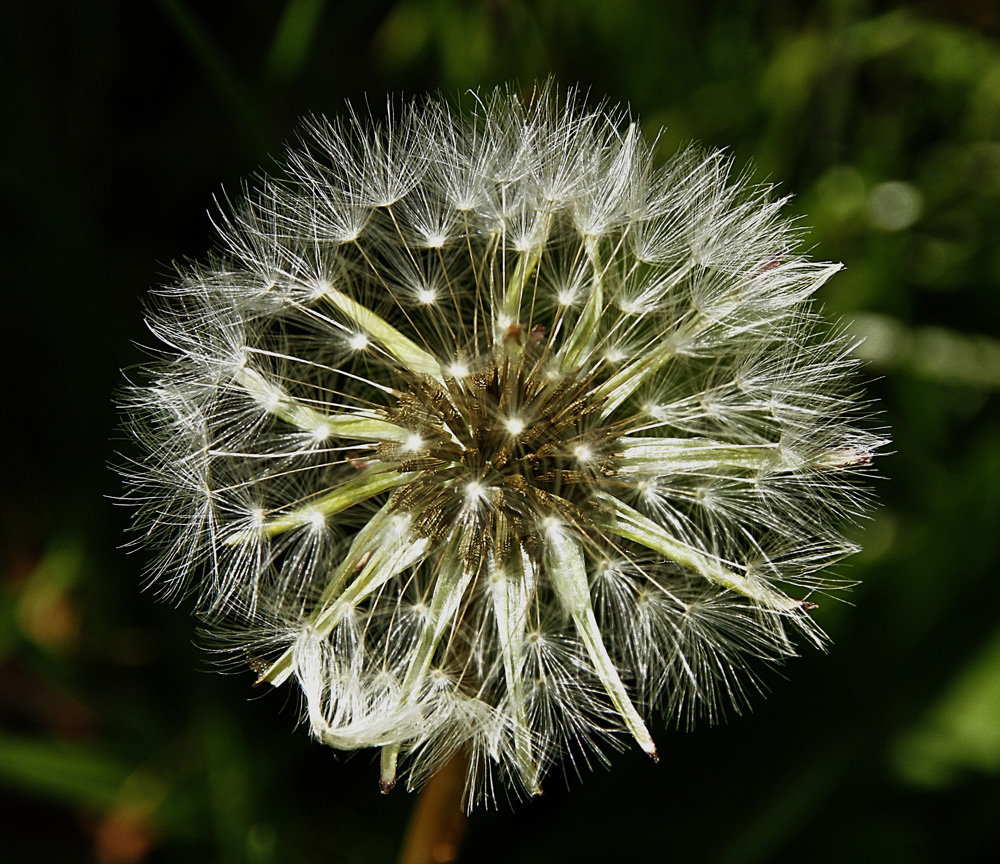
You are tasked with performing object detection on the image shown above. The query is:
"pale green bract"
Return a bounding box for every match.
[119,83,885,807]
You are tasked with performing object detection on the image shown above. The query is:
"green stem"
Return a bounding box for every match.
[616,436,782,474]
[324,285,442,380]
[238,366,407,441]
[595,345,675,418]
[258,506,428,687]
[503,226,549,322]
[229,469,414,543]
[560,236,604,370]
[490,547,540,794]
[380,547,474,792]
[545,524,657,759]
[596,493,803,613]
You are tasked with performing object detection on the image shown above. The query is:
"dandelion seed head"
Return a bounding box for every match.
[118,81,885,808]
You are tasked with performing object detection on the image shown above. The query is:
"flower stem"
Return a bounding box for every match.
[397,750,469,864]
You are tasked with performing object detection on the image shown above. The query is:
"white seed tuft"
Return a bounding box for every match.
[118,81,885,808]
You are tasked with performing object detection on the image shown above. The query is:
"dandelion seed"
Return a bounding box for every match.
[118,82,886,808]
[505,417,526,436]
[347,332,369,352]
[305,509,326,532]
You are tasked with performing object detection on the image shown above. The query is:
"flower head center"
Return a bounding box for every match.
[382,356,621,569]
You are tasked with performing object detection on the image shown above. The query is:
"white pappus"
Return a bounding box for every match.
[118,82,886,807]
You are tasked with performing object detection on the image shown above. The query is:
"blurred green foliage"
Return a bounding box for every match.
[2,0,999,861]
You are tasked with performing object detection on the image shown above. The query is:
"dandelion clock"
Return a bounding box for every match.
[118,83,885,817]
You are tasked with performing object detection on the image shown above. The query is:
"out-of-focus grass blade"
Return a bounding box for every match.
[894,625,1000,786]
[0,734,131,808]
[851,314,1000,390]
[267,0,328,82]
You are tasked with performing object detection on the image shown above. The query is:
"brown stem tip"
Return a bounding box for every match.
[398,751,469,864]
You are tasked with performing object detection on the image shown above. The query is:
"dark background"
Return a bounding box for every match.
[3,1,1000,861]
